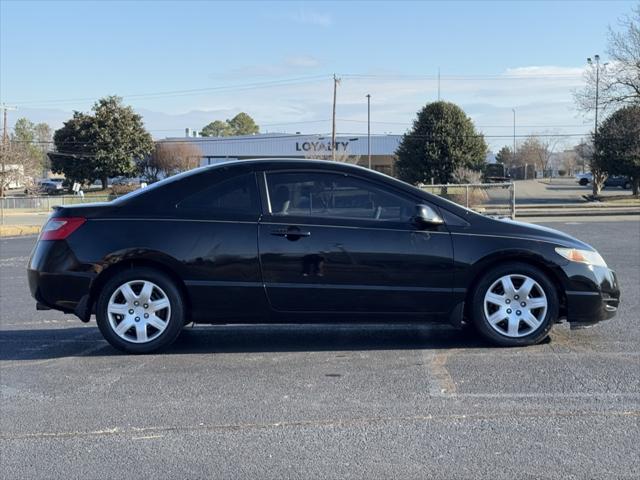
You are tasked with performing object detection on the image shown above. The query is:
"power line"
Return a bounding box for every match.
[5,75,331,107]
[4,69,587,107]
[340,72,583,80]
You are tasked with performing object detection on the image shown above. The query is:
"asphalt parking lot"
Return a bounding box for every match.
[1,220,639,479]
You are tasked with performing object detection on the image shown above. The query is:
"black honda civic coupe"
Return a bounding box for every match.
[28,159,620,353]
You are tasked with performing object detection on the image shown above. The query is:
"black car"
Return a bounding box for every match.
[28,159,620,353]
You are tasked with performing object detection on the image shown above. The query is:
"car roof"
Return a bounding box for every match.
[116,157,476,219]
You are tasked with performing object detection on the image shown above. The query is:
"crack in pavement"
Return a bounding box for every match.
[2,410,638,441]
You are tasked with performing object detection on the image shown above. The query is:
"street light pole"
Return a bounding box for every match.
[587,55,607,134]
[366,94,371,169]
[587,55,600,134]
[512,108,517,177]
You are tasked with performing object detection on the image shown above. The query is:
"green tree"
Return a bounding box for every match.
[50,96,154,189]
[226,112,259,135]
[395,101,488,184]
[200,120,231,137]
[495,146,513,165]
[200,112,259,137]
[49,112,99,188]
[594,105,640,195]
[93,96,154,188]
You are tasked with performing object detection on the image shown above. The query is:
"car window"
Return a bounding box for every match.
[177,173,259,216]
[266,171,415,222]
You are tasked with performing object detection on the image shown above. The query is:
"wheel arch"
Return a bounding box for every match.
[462,252,568,322]
[87,257,192,323]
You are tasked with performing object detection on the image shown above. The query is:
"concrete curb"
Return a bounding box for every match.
[0,225,41,237]
[515,209,640,218]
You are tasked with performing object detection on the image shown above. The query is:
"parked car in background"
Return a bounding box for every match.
[28,159,620,353]
[603,176,632,190]
[483,163,510,183]
[25,178,65,195]
[111,176,141,186]
[575,172,592,186]
[576,173,632,190]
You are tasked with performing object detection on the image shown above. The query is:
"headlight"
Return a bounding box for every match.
[555,247,607,267]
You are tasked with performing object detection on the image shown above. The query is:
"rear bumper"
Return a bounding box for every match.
[565,266,619,327]
[28,269,94,315]
[28,239,96,319]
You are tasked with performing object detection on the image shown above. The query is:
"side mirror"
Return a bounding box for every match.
[413,204,444,228]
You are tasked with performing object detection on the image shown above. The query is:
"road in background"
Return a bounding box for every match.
[513,177,632,204]
[1,219,639,479]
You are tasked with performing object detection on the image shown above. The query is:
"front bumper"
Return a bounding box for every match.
[564,265,619,327]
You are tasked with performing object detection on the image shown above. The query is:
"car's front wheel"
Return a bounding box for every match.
[470,262,558,347]
[96,268,185,353]
[579,178,589,186]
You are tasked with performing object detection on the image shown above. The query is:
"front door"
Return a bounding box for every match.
[257,170,454,315]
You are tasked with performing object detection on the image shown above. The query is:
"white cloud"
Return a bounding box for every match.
[503,65,584,77]
[288,9,332,27]
[285,55,321,68]
[266,8,333,28]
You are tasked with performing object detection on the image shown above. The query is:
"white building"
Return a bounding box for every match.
[164,133,403,177]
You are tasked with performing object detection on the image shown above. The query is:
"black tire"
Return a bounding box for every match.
[579,178,588,186]
[96,267,185,354]
[624,182,631,190]
[470,262,559,347]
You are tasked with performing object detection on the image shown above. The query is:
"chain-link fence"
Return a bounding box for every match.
[420,182,515,218]
[0,195,114,224]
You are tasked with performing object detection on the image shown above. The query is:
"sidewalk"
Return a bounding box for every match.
[513,203,640,218]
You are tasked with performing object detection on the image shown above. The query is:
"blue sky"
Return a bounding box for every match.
[1,0,637,150]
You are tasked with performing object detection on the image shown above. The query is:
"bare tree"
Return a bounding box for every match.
[574,139,608,195]
[573,140,593,173]
[574,6,640,114]
[0,142,42,196]
[560,150,578,175]
[139,142,202,182]
[515,135,560,177]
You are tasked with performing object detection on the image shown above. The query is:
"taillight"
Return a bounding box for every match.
[40,217,86,241]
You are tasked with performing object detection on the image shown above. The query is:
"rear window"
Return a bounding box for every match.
[176,173,260,217]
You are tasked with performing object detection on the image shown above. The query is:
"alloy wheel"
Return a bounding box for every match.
[107,280,171,343]
[483,274,548,338]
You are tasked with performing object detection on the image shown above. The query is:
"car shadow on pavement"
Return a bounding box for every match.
[0,323,491,360]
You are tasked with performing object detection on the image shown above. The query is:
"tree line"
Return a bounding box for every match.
[0,96,263,194]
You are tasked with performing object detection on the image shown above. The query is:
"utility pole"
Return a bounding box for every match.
[437,67,441,101]
[331,74,340,160]
[366,94,371,169]
[1,104,17,202]
[512,108,516,175]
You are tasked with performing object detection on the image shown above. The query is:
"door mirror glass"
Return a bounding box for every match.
[414,204,444,227]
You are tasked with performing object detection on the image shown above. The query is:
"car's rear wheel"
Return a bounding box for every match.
[96,268,184,353]
[579,178,589,186]
[624,181,631,190]
[470,262,558,347]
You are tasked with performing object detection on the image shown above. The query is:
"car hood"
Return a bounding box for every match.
[488,217,594,250]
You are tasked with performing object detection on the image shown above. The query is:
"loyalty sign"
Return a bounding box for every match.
[295,141,349,152]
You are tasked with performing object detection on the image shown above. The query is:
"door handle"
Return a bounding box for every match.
[270,227,311,240]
